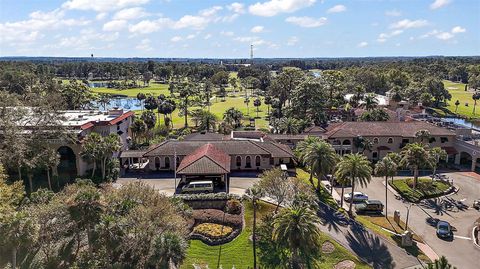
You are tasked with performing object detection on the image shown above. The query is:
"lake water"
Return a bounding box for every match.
[88,82,109,88]
[92,97,143,111]
[441,117,480,130]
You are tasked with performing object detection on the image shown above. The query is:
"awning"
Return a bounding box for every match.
[442,147,458,155]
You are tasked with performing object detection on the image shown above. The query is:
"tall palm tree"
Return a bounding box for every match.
[335,153,372,216]
[296,136,322,186]
[136,92,146,110]
[272,205,322,268]
[196,110,217,131]
[223,107,244,128]
[246,185,265,269]
[429,147,447,180]
[303,140,338,193]
[454,100,460,113]
[375,156,397,217]
[400,143,434,189]
[278,117,301,135]
[472,92,480,115]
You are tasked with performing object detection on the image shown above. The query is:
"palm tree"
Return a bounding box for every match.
[473,92,480,115]
[303,140,338,193]
[244,97,251,116]
[400,143,434,189]
[130,118,147,144]
[335,153,372,216]
[296,136,322,186]
[81,132,102,178]
[336,175,351,208]
[37,147,60,190]
[272,205,322,268]
[136,92,146,110]
[278,117,300,135]
[429,147,447,180]
[264,96,272,117]
[415,129,431,144]
[223,107,244,128]
[427,256,457,269]
[151,232,188,268]
[97,94,111,111]
[362,93,378,111]
[195,110,217,131]
[246,185,265,269]
[353,135,373,154]
[375,156,397,217]
[253,98,261,118]
[454,100,460,113]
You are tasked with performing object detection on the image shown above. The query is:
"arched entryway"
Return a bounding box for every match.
[57,146,77,181]
[459,152,472,166]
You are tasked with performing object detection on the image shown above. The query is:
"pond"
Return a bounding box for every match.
[440,117,480,130]
[92,97,143,111]
[88,82,109,88]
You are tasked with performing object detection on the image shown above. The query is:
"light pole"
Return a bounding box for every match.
[405,203,412,231]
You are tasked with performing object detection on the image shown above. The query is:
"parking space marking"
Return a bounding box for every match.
[454,235,472,240]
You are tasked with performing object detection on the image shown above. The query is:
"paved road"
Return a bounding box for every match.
[345,172,480,269]
[317,202,421,269]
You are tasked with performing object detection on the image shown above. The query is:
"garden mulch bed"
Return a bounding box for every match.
[334,260,356,269]
[389,178,453,203]
[321,241,335,254]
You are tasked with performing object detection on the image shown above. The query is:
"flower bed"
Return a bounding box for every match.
[194,223,233,238]
[389,178,452,203]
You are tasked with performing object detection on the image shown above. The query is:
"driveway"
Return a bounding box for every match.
[116,174,260,196]
[344,172,480,269]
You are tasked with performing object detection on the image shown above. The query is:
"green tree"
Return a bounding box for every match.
[400,143,434,189]
[272,205,322,268]
[253,98,261,118]
[415,129,431,144]
[223,107,244,128]
[429,147,447,180]
[245,185,265,269]
[454,100,460,113]
[362,93,378,111]
[149,232,187,268]
[335,153,372,216]
[258,168,292,213]
[137,92,146,110]
[375,156,397,217]
[81,132,102,178]
[296,136,322,187]
[37,147,60,190]
[472,92,480,115]
[303,139,338,193]
[427,256,457,269]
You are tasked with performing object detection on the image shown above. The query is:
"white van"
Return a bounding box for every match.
[181,180,214,194]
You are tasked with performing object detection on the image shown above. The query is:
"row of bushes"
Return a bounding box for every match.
[192,209,243,228]
[390,178,453,203]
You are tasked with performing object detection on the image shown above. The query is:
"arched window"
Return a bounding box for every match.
[429,137,436,143]
[164,157,170,169]
[342,139,351,145]
[373,137,379,144]
[155,157,161,170]
[255,156,261,167]
[387,137,393,144]
[236,156,242,167]
[246,156,252,168]
[176,157,180,168]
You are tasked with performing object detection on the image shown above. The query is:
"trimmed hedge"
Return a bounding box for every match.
[192,209,243,228]
[389,178,453,203]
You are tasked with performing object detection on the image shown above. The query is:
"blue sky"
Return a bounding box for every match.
[0,0,478,58]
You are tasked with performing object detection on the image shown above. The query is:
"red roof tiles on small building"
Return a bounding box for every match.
[176,144,231,175]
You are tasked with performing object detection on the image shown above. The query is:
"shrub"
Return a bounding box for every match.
[225,199,242,215]
[193,223,233,239]
[192,209,243,227]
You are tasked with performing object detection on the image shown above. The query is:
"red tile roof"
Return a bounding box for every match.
[176,144,231,175]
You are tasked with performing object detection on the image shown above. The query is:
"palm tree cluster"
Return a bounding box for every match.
[81,133,121,181]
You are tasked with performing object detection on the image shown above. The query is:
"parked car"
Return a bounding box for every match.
[436,220,453,238]
[344,192,369,202]
[181,180,214,194]
[355,200,384,214]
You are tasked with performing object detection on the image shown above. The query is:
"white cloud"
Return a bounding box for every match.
[376,29,403,42]
[103,20,127,31]
[250,25,265,33]
[249,0,316,17]
[62,0,150,12]
[357,41,368,47]
[204,34,212,40]
[385,9,401,17]
[199,6,223,17]
[287,36,299,46]
[50,30,119,50]
[430,0,451,10]
[128,18,171,34]
[186,34,196,39]
[96,12,108,20]
[113,7,149,20]
[451,26,466,33]
[390,19,428,29]
[135,38,152,51]
[234,36,268,46]
[173,15,209,29]
[226,2,245,13]
[436,32,454,40]
[285,16,327,28]
[420,29,440,39]
[171,36,183,42]
[327,5,346,14]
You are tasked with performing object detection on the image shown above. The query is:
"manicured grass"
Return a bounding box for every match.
[182,200,369,269]
[389,178,451,203]
[90,81,170,97]
[442,80,480,119]
[295,168,339,210]
[356,216,430,263]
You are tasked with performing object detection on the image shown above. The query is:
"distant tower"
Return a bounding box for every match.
[91,53,94,58]
[250,44,254,60]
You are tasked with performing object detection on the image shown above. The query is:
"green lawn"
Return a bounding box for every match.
[389,178,451,203]
[90,81,170,97]
[295,168,339,210]
[182,200,369,269]
[442,80,480,119]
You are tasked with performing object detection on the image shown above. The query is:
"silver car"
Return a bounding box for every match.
[344,191,369,202]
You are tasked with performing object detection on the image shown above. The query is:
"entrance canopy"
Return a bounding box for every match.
[177,144,231,175]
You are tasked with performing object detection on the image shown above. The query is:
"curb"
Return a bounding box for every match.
[473,226,480,249]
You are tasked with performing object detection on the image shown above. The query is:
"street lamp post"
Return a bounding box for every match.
[405,203,413,231]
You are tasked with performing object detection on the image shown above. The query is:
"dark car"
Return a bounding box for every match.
[355,200,384,214]
[436,221,453,238]
[473,199,480,210]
